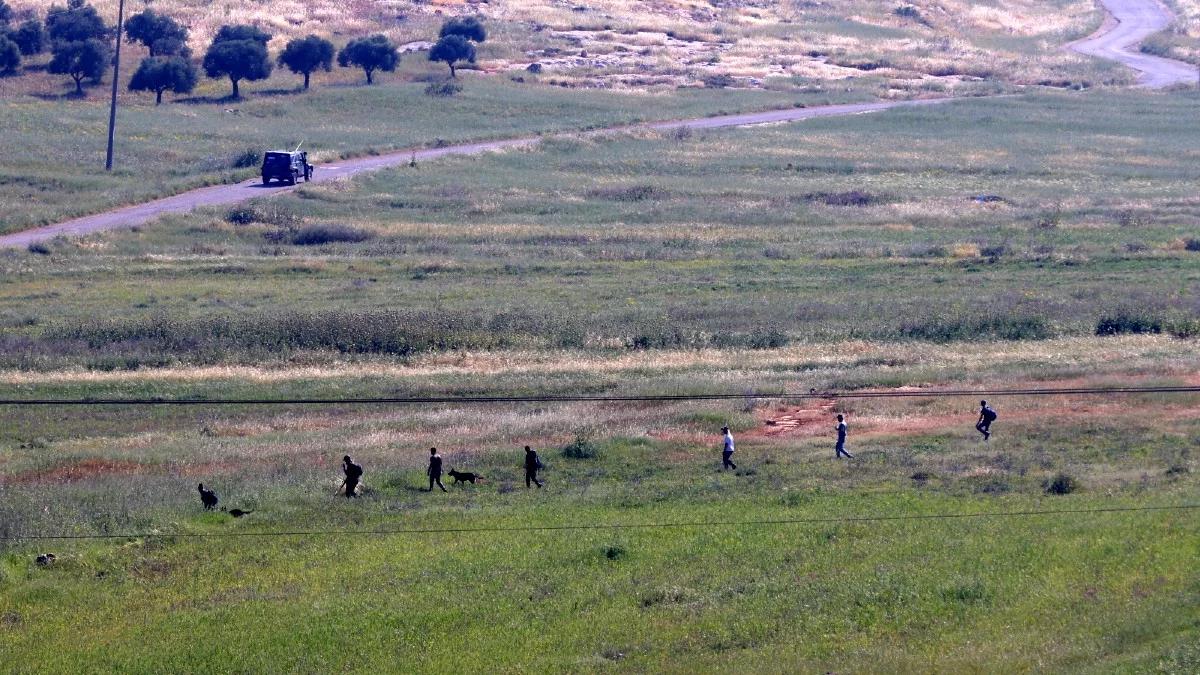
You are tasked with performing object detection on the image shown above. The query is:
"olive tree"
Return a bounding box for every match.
[278,34,333,90]
[336,34,397,85]
[428,34,474,78]
[124,10,188,57]
[202,25,272,99]
[46,0,107,44]
[129,55,197,103]
[48,37,109,93]
[10,20,45,55]
[439,16,486,43]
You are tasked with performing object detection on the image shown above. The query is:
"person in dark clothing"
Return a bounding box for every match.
[721,426,737,470]
[428,447,447,492]
[976,400,997,441]
[524,445,544,488]
[835,414,854,459]
[342,455,363,498]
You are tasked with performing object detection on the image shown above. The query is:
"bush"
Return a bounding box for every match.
[1043,473,1078,495]
[1095,311,1162,336]
[1184,238,1200,252]
[231,148,259,168]
[561,432,601,460]
[27,242,50,255]
[424,80,462,97]
[701,73,735,88]
[290,224,374,246]
[586,184,664,202]
[805,190,886,207]
[602,544,626,560]
[897,314,1053,342]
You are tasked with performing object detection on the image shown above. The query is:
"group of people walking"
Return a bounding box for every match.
[719,401,998,469]
[336,402,1001,494]
[340,445,545,497]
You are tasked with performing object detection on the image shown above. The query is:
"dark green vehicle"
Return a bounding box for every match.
[261,150,313,186]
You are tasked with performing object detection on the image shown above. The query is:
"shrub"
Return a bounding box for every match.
[1043,472,1078,495]
[231,148,259,168]
[1095,310,1162,336]
[701,72,735,88]
[897,314,1053,342]
[805,190,885,207]
[290,224,374,246]
[224,206,257,225]
[424,80,462,97]
[561,432,601,460]
[27,242,50,255]
[602,544,626,560]
[586,184,664,202]
[0,36,18,74]
[1184,238,1200,252]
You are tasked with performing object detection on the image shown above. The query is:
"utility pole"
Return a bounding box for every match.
[104,0,125,171]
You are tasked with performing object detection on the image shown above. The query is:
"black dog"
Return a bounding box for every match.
[198,483,219,510]
[447,469,481,485]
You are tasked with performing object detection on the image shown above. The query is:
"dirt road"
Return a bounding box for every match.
[1071,0,1197,88]
[0,0,1192,249]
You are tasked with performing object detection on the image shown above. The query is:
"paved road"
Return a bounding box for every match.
[1071,0,1197,88]
[1,0,1193,248]
[0,99,948,248]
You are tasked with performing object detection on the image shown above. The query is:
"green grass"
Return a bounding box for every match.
[2,90,1199,368]
[0,68,843,234]
[2,388,1198,671]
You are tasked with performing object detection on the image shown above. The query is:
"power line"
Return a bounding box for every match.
[0,385,1197,407]
[6,503,1196,542]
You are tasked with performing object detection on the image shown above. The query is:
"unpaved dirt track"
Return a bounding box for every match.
[1072,0,1197,87]
[0,0,1193,249]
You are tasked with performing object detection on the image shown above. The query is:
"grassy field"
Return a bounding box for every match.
[2,90,1198,369]
[1,338,1198,671]
[2,63,1200,670]
[0,69,835,233]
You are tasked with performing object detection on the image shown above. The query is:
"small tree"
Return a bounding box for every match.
[0,35,19,74]
[46,0,107,44]
[278,34,333,90]
[428,34,474,78]
[124,10,187,57]
[48,38,109,93]
[11,20,46,56]
[336,34,397,85]
[203,34,271,99]
[129,55,196,104]
[439,16,486,43]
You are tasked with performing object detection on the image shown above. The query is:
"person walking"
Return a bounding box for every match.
[428,447,447,492]
[342,455,364,498]
[721,426,737,470]
[976,400,997,441]
[835,414,854,459]
[524,445,544,488]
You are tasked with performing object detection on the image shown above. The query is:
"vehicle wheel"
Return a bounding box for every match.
[262,177,270,186]
[289,172,297,186]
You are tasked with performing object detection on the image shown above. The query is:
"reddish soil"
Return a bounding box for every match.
[2,458,153,485]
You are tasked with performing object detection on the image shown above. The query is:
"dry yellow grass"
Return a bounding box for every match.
[5,0,1117,89]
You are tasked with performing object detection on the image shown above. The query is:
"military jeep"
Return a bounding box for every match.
[261,150,313,186]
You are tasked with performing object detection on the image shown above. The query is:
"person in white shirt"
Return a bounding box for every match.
[721,426,737,470]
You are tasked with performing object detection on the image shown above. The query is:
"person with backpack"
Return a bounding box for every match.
[341,455,364,498]
[835,414,854,459]
[976,400,997,441]
[427,447,448,493]
[720,426,737,470]
[524,445,544,488]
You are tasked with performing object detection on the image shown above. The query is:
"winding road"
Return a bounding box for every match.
[0,0,1193,249]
